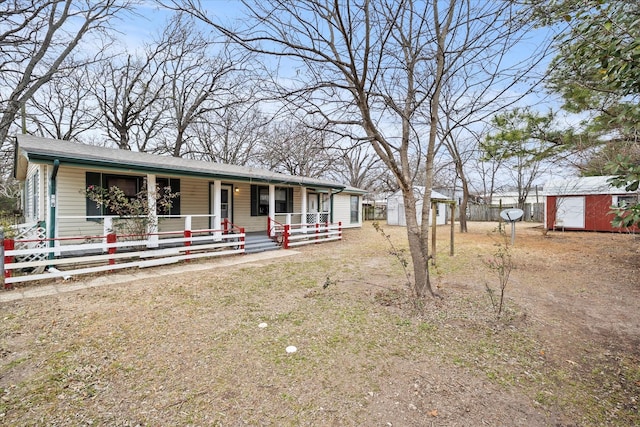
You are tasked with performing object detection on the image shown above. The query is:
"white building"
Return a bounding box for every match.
[386,187,450,226]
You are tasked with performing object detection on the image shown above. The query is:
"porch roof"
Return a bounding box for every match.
[544,176,632,196]
[15,135,347,190]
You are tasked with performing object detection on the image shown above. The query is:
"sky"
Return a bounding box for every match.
[97,1,573,187]
[115,1,244,49]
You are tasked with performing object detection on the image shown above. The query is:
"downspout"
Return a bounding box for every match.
[48,159,60,260]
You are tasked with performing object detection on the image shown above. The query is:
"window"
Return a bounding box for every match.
[156,177,181,215]
[616,195,639,207]
[259,186,269,215]
[86,173,141,217]
[25,170,39,220]
[85,173,180,219]
[275,188,288,213]
[350,195,359,223]
[251,185,293,216]
[106,175,138,197]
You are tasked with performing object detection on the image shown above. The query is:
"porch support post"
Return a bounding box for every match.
[268,184,275,237]
[213,180,222,239]
[147,174,159,248]
[301,187,307,232]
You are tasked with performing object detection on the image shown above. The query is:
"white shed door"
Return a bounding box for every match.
[556,196,585,229]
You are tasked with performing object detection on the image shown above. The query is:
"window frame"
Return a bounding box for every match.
[156,177,181,216]
[350,195,359,223]
[85,172,181,220]
[616,195,639,207]
[251,185,293,216]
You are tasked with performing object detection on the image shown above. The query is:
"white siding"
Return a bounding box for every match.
[57,166,106,238]
[39,165,47,224]
[56,167,213,238]
[165,177,209,232]
[230,182,265,232]
[24,163,47,223]
[51,165,362,238]
[332,193,362,228]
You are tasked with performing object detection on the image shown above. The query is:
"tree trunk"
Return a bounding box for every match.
[401,187,433,298]
[458,167,470,233]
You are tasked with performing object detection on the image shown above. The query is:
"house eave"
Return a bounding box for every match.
[16,135,346,190]
[26,153,345,187]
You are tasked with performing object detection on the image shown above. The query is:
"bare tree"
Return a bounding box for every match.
[172,0,545,299]
[91,47,169,151]
[439,121,479,232]
[0,0,134,153]
[190,105,268,166]
[259,119,336,178]
[26,65,99,141]
[433,9,553,232]
[333,145,385,191]
[157,13,255,158]
[473,140,508,206]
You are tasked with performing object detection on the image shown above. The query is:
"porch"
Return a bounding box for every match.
[2,214,343,288]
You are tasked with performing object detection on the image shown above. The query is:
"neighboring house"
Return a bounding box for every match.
[544,175,639,232]
[14,135,366,242]
[386,187,451,226]
[490,189,543,208]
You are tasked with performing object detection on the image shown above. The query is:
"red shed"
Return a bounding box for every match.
[544,176,639,232]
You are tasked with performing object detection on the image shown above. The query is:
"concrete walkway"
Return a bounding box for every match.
[0,250,300,303]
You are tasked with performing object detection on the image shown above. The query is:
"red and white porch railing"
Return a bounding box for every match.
[1,212,343,289]
[269,213,342,249]
[2,217,244,288]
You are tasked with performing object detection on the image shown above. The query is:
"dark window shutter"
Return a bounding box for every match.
[85,172,103,220]
[287,187,294,212]
[250,184,258,216]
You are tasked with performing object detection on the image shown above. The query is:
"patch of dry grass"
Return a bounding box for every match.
[0,222,638,426]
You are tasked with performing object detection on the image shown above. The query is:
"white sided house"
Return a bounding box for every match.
[386,187,450,226]
[9,135,365,285]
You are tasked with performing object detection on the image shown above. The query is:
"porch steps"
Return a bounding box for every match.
[244,233,281,254]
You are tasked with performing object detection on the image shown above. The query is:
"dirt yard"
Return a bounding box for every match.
[0,221,639,426]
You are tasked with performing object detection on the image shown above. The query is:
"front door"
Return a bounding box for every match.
[307,193,318,223]
[221,185,232,222]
